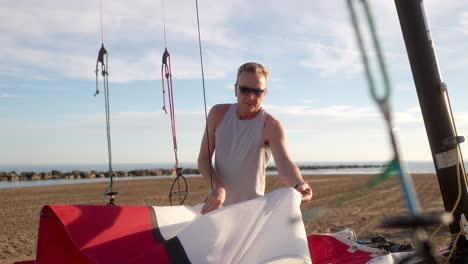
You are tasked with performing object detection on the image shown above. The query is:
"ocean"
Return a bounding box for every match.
[0,161,438,174]
[0,161,444,189]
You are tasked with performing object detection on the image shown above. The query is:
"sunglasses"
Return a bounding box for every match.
[238,86,266,97]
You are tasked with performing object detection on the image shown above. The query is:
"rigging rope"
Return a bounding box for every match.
[94,0,116,205]
[295,1,416,226]
[301,1,442,254]
[161,0,168,48]
[429,85,467,255]
[194,0,214,191]
[346,1,457,262]
[347,0,420,215]
[348,3,465,258]
[99,0,104,44]
[161,49,178,171]
[160,0,188,206]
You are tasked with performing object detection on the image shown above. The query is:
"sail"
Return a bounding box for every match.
[33,188,311,263]
[17,187,420,264]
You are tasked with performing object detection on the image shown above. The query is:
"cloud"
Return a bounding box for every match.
[2,45,95,81]
[454,112,468,124]
[406,106,422,113]
[0,108,208,164]
[0,3,98,38]
[263,104,426,129]
[299,43,361,77]
[300,99,319,104]
[394,111,424,124]
[0,93,20,99]
[265,104,378,120]
[272,1,408,78]
[0,1,416,82]
[461,11,468,34]
[0,103,446,164]
[62,108,207,132]
[4,0,466,82]
[0,0,248,82]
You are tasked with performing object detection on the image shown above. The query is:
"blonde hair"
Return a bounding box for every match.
[236,62,269,82]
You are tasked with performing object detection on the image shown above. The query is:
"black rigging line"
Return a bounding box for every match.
[99,0,104,44]
[194,0,214,191]
[161,0,168,48]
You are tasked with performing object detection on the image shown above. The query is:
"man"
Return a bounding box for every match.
[198,62,312,214]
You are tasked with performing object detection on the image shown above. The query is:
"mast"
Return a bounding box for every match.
[394,0,468,249]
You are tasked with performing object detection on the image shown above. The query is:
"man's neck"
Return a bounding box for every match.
[236,106,261,120]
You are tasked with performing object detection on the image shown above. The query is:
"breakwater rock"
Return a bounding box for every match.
[0,168,201,181]
[0,164,385,181]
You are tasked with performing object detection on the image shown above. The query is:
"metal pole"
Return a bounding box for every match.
[395,0,468,249]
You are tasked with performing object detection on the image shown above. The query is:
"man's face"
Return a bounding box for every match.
[235,72,267,111]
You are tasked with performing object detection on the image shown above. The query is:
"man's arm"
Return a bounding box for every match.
[265,116,312,202]
[198,105,227,214]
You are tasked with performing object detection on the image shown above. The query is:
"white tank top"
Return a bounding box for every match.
[215,103,272,205]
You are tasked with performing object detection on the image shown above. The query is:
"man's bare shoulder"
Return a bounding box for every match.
[263,113,286,146]
[265,113,283,129]
[263,113,286,140]
[212,104,231,113]
[210,104,231,117]
[210,104,231,125]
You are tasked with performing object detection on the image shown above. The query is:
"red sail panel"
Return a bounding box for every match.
[35,205,169,264]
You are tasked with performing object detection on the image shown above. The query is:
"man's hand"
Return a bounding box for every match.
[295,182,312,203]
[201,187,226,215]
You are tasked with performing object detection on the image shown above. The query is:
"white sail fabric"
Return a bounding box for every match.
[153,187,311,264]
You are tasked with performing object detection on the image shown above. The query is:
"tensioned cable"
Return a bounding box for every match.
[194,0,214,191]
[160,0,188,206]
[95,0,116,205]
[347,1,452,262]
[347,0,420,216]
[160,0,170,112]
[160,0,178,175]
[161,0,168,48]
[444,85,467,177]
[99,0,104,44]
[299,7,450,261]
[301,0,423,225]
[429,87,466,249]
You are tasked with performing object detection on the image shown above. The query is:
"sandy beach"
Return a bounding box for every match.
[1,173,450,263]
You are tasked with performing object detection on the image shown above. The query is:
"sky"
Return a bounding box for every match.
[1,0,468,167]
